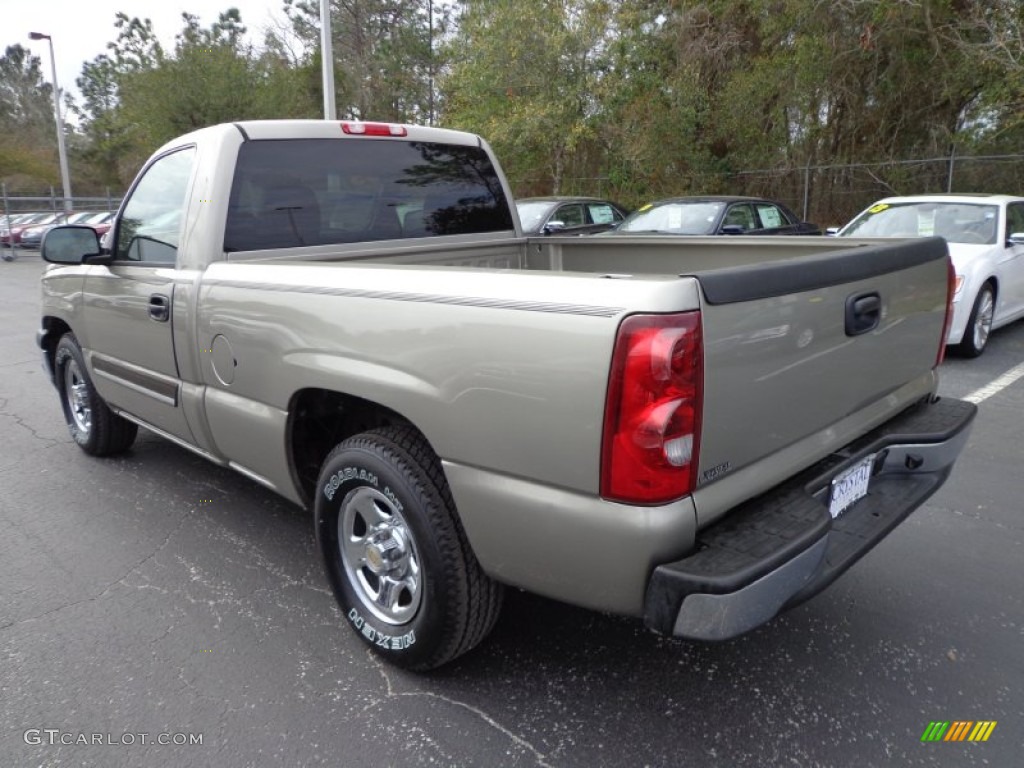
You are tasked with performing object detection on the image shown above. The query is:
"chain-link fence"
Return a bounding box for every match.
[731,154,1024,229]
[1,185,122,217]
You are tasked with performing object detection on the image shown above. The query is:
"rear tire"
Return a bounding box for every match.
[315,426,503,670]
[54,333,138,455]
[956,283,995,358]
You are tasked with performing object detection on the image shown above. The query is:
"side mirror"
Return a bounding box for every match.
[1007,232,1024,246]
[542,220,566,234]
[41,225,104,264]
[720,224,745,235]
[825,227,840,236]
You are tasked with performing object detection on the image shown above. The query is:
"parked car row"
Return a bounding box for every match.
[2,212,57,246]
[1,211,114,248]
[515,195,820,237]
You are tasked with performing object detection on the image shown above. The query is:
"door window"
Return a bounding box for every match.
[755,204,786,229]
[723,204,756,231]
[587,203,623,225]
[115,147,196,263]
[555,204,585,227]
[1006,204,1024,240]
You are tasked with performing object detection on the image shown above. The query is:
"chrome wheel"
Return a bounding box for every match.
[63,358,92,435]
[971,288,994,352]
[338,486,422,625]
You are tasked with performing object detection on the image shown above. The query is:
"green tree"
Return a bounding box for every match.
[0,44,62,186]
[441,0,610,195]
[284,0,439,121]
[74,8,320,188]
[74,14,166,189]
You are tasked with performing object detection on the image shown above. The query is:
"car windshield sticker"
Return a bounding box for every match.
[638,203,653,212]
[589,205,615,224]
[667,207,683,229]
[868,203,889,214]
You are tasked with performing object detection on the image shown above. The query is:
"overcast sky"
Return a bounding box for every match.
[5,0,297,104]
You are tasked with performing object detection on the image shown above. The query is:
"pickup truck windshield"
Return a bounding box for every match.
[224,138,514,252]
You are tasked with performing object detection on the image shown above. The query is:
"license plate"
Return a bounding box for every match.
[829,454,875,519]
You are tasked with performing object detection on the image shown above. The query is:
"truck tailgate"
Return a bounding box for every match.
[693,237,949,526]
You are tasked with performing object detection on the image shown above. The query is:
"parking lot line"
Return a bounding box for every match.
[964,360,1024,404]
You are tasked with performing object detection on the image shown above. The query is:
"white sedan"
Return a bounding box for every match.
[837,194,1024,356]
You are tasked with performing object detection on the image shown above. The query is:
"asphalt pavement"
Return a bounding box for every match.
[2,252,1022,767]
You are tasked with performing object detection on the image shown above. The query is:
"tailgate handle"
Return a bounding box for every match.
[845,292,880,336]
[148,294,170,322]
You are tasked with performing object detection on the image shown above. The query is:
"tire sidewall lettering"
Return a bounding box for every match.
[346,607,416,651]
[323,466,378,501]
[383,485,403,513]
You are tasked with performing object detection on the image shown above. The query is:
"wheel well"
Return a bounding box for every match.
[286,389,424,507]
[40,317,73,374]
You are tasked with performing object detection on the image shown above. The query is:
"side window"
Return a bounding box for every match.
[1006,204,1024,240]
[555,204,585,227]
[115,147,195,263]
[755,204,786,229]
[723,204,756,231]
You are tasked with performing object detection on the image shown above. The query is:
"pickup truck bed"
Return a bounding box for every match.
[38,119,975,669]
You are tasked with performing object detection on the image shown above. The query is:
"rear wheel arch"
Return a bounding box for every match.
[286,388,435,508]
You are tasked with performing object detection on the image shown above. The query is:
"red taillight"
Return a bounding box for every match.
[340,121,408,137]
[936,256,956,367]
[601,312,703,505]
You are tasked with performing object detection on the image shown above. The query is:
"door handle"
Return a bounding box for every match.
[148,293,170,322]
[845,291,881,336]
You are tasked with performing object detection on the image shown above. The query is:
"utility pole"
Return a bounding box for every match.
[320,0,337,120]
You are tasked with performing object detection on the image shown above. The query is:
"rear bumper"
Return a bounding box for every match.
[644,396,976,640]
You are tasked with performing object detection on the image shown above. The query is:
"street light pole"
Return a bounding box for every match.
[29,32,73,217]
[319,0,337,120]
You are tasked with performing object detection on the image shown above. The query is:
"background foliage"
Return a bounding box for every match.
[4,0,1024,222]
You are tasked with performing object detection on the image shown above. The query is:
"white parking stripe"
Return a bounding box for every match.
[963,360,1024,404]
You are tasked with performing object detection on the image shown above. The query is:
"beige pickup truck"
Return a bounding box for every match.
[39,120,975,669]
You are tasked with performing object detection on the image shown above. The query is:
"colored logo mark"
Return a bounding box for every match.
[921,721,997,742]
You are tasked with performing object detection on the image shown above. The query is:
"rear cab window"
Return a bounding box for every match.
[224,139,514,252]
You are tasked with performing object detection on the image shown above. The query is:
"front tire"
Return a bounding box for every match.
[957,283,995,358]
[54,333,138,455]
[315,427,503,670]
